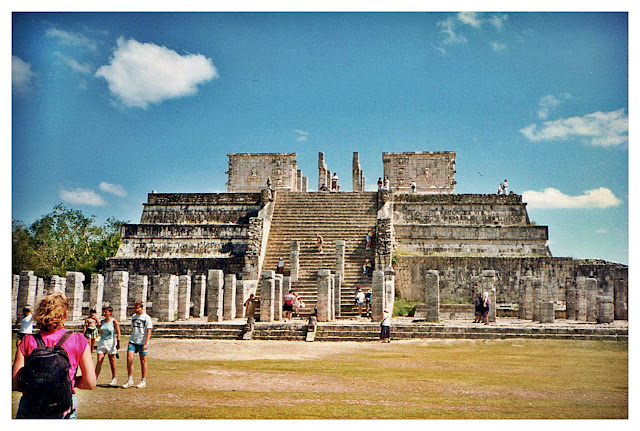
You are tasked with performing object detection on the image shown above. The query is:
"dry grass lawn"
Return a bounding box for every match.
[11,337,628,419]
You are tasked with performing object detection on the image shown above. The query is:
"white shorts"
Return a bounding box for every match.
[96,337,117,355]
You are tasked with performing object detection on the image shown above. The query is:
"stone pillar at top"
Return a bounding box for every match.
[352,152,365,192]
[18,271,37,319]
[108,271,129,322]
[424,270,440,322]
[66,271,85,321]
[316,269,333,322]
[335,240,346,282]
[90,274,105,314]
[207,270,224,322]
[153,274,177,322]
[318,152,328,190]
[290,240,300,282]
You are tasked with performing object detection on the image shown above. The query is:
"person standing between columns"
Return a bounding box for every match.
[377,177,383,189]
[481,292,491,325]
[380,309,391,343]
[411,180,417,193]
[331,172,339,191]
[283,290,296,322]
[384,176,390,190]
[276,257,285,274]
[123,302,152,389]
[83,309,99,353]
[244,294,257,325]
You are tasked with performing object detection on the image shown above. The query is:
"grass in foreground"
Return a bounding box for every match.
[11,337,627,419]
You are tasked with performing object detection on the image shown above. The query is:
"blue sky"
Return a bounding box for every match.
[11,11,629,264]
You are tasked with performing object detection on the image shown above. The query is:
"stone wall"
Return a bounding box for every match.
[394,256,627,316]
[382,151,456,194]
[227,153,297,192]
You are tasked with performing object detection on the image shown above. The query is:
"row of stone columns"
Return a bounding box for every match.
[565,276,614,323]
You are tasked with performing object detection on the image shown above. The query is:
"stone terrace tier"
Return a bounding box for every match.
[140,192,263,225]
[259,191,379,317]
[393,193,550,257]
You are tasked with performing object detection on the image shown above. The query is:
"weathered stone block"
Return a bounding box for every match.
[90,274,104,314]
[66,272,85,321]
[425,270,440,322]
[192,274,206,318]
[207,270,224,322]
[223,274,236,320]
[178,275,192,320]
[107,271,128,322]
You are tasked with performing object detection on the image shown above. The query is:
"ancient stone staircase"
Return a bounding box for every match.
[258,191,379,318]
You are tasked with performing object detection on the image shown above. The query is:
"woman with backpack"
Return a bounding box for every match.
[12,292,96,419]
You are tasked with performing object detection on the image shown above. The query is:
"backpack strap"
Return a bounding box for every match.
[54,331,72,349]
[34,332,46,349]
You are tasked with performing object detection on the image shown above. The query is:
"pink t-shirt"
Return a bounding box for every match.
[19,328,88,391]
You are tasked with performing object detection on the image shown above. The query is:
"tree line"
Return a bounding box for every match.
[12,204,126,281]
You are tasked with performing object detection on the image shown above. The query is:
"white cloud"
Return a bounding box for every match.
[99,181,127,197]
[490,41,506,52]
[437,17,468,45]
[95,37,218,108]
[295,130,309,142]
[520,108,628,147]
[488,14,508,31]
[537,93,572,120]
[595,228,608,234]
[54,52,91,74]
[12,56,36,95]
[458,12,482,28]
[46,28,98,51]
[60,187,107,206]
[522,187,622,209]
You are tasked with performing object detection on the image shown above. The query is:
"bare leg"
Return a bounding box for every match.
[95,353,105,379]
[126,350,134,378]
[108,354,117,379]
[140,354,148,380]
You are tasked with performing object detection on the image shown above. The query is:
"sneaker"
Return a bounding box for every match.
[109,378,118,386]
[136,380,146,389]
[122,380,134,389]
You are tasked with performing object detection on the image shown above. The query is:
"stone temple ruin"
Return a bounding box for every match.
[12,151,628,334]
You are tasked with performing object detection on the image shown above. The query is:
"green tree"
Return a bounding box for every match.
[12,204,126,280]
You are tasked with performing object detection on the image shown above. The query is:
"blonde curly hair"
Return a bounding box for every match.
[35,292,69,332]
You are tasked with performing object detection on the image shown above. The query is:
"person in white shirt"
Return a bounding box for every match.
[123,302,153,389]
[16,306,34,346]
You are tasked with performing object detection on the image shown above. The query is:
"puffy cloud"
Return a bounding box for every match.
[295,130,309,142]
[46,28,98,51]
[488,14,508,31]
[59,187,107,206]
[522,187,622,209]
[457,12,482,28]
[12,55,36,95]
[95,37,218,108]
[520,108,628,147]
[99,181,127,197]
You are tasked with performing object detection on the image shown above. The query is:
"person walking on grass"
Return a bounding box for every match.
[123,302,152,389]
[12,292,96,418]
[95,306,121,386]
[83,309,100,353]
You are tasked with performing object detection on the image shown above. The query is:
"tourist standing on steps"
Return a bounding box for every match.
[384,176,390,190]
[95,306,121,386]
[380,309,391,343]
[123,302,152,389]
[377,177,383,189]
[320,183,328,191]
[411,180,417,193]
[283,290,296,322]
[365,289,372,315]
[365,231,373,249]
[16,305,34,347]
[12,292,96,419]
[316,233,324,253]
[331,172,339,191]
[355,287,366,317]
[362,258,372,278]
[294,292,304,317]
[244,294,257,325]
[83,309,99,353]
[276,257,285,274]
[501,179,508,195]
[481,292,491,325]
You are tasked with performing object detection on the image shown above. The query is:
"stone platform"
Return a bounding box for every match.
[56,317,628,342]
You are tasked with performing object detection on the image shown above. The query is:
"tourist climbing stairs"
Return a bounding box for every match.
[257,191,379,319]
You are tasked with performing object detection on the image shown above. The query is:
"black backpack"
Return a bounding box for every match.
[19,331,74,418]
